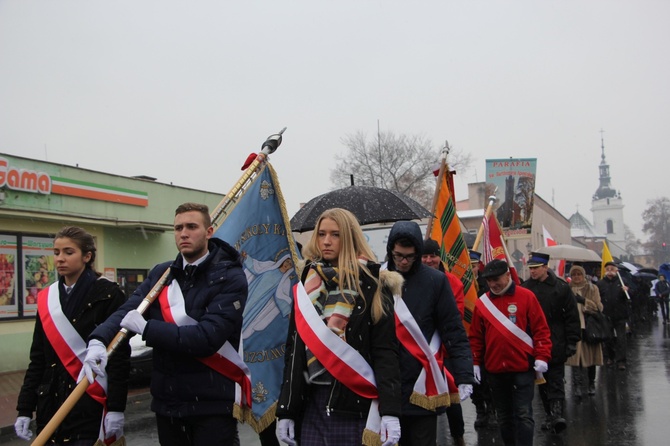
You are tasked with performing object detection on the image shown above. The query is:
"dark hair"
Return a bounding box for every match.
[55,226,97,271]
[393,237,415,249]
[175,202,212,227]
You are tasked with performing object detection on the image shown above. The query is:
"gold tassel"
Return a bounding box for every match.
[409,391,451,410]
[362,428,382,446]
[233,402,278,434]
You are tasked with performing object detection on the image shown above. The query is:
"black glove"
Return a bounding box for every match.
[566,344,577,357]
[574,293,585,304]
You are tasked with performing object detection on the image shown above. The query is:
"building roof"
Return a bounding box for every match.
[569,210,606,239]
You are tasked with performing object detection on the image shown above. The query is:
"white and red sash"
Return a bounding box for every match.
[37,283,107,404]
[478,294,534,356]
[394,297,450,410]
[157,280,252,409]
[293,282,383,446]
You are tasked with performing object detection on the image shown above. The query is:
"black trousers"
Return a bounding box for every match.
[538,361,566,413]
[399,414,437,446]
[605,319,628,364]
[156,413,238,446]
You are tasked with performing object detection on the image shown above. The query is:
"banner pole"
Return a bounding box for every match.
[471,196,497,254]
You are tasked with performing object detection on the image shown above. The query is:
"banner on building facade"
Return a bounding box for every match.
[485,158,537,237]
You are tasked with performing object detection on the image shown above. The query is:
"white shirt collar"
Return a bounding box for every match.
[183,251,209,269]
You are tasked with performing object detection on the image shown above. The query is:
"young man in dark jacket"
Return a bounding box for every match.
[521,252,580,433]
[597,261,630,370]
[386,221,475,446]
[83,202,248,445]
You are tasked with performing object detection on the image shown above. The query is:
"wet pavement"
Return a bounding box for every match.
[2,318,669,445]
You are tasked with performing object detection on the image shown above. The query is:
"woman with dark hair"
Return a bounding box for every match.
[276,208,403,446]
[15,226,129,445]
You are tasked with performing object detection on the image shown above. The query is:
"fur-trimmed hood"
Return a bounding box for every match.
[295,259,404,296]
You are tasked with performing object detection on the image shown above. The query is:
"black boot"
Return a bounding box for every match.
[540,399,552,430]
[550,400,567,434]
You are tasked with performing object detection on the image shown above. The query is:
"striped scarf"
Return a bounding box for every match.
[303,263,358,384]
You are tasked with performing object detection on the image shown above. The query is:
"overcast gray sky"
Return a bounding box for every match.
[1,1,668,240]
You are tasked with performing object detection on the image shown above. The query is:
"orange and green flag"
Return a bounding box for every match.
[429,164,477,333]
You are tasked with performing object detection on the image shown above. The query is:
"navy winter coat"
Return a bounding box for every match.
[386,221,475,416]
[17,270,129,442]
[91,238,247,418]
[522,269,581,364]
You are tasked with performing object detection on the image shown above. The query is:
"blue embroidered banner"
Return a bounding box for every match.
[214,163,299,432]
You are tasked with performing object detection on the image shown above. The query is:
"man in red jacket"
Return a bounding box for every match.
[469,259,552,446]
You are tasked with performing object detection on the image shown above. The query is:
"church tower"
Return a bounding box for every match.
[590,133,625,247]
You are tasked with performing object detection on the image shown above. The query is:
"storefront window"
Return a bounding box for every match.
[0,235,18,318]
[0,233,57,319]
[22,236,56,317]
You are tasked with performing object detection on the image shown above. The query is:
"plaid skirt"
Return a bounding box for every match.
[300,385,367,446]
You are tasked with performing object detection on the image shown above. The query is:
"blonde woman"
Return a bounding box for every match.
[566,265,604,397]
[276,208,403,446]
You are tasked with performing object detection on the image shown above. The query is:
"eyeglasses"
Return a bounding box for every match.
[392,252,417,262]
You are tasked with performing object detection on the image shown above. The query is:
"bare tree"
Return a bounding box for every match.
[642,197,670,264]
[624,224,642,257]
[330,130,473,209]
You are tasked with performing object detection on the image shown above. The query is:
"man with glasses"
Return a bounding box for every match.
[386,221,475,446]
[521,252,580,434]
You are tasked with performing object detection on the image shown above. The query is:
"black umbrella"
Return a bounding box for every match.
[290,185,432,232]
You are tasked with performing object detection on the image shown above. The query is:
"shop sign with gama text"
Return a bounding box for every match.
[0,157,51,194]
[0,156,149,207]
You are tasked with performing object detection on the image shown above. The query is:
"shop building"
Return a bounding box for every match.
[0,153,223,372]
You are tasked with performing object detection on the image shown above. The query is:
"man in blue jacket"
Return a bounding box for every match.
[82,202,248,446]
[386,221,475,446]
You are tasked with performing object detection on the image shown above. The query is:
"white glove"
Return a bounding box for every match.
[79,339,108,383]
[534,359,548,374]
[458,384,473,401]
[104,411,124,439]
[473,365,481,384]
[120,309,147,335]
[14,416,33,440]
[380,415,401,446]
[276,418,296,446]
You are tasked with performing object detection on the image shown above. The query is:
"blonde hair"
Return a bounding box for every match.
[303,208,386,322]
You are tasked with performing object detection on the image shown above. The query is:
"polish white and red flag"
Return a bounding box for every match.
[542,226,565,277]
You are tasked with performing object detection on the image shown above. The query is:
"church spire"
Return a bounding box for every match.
[593,130,618,200]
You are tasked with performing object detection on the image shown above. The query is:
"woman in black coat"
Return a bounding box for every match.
[15,226,129,445]
[276,208,403,446]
